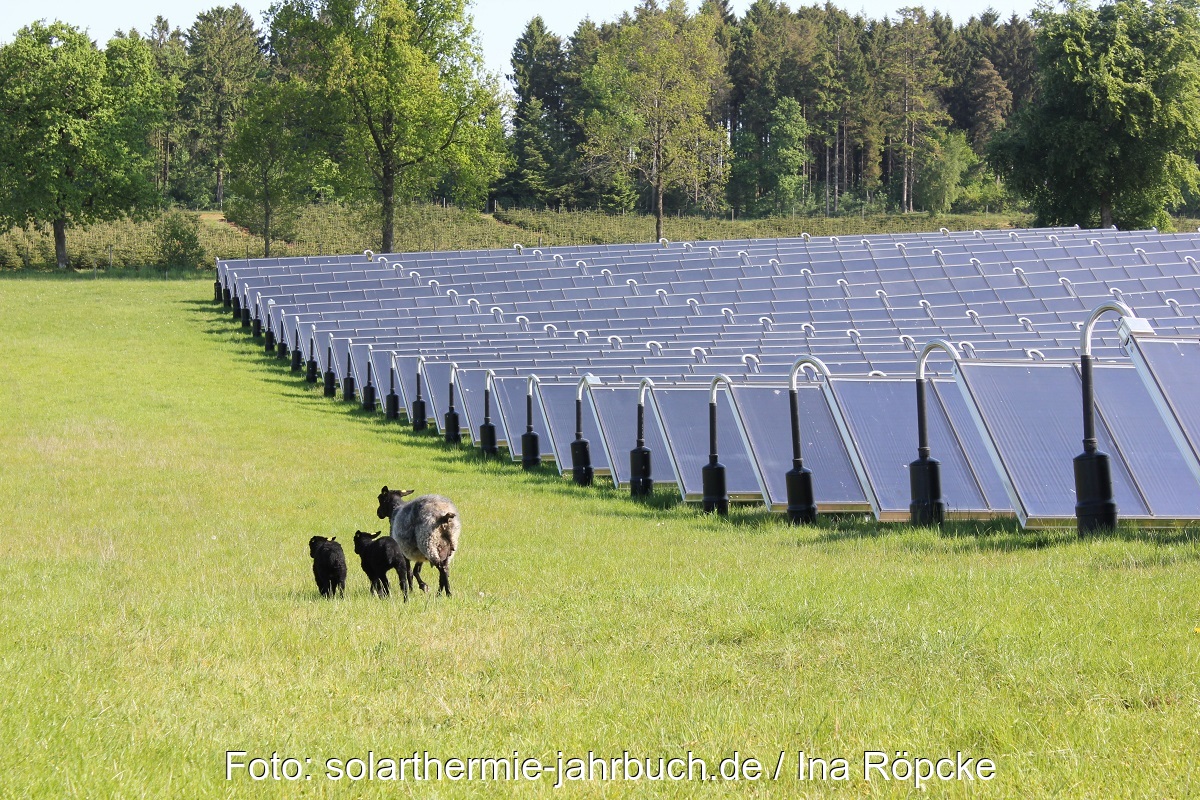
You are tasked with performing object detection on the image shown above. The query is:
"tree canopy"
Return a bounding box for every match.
[583,0,730,241]
[269,0,505,252]
[990,0,1200,229]
[0,22,163,267]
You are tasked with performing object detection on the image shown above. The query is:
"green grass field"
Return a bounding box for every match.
[2,274,1198,798]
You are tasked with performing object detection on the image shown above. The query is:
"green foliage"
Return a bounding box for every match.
[991,0,1200,229]
[582,0,730,240]
[226,79,315,256]
[0,22,164,267]
[916,129,977,214]
[153,211,207,269]
[270,0,506,251]
[180,5,265,208]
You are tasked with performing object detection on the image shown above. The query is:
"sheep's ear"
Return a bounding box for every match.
[381,485,389,493]
[331,537,337,542]
[401,489,415,497]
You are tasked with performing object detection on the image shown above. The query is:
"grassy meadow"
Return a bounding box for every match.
[1,273,1198,798]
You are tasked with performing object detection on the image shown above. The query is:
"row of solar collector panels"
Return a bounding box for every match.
[272,329,1200,529]
[226,232,1200,315]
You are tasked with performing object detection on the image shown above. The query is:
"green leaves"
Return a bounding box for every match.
[0,23,163,266]
[993,0,1200,228]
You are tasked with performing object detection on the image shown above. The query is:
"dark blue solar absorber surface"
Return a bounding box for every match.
[955,362,1148,521]
[536,382,612,478]
[830,378,995,517]
[650,386,762,499]
[492,377,553,461]
[588,386,677,486]
[1132,336,1200,471]
[1090,364,1200,518]
[732,384,868,510]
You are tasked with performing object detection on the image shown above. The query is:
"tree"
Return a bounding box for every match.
[915,128,975,213]
[965,57,1012,153]
[148,16,189,199]
[270,0,505,252]
[182,5,266,208]
[582,0,729,240]
[878,7,949,213]
[0,23,163,268]
[227,79,314,256]
[501,17,569,207]
[990,0,1200,229]
[761,96,811,213]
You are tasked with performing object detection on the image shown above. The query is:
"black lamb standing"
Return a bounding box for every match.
[353,530,411,600]
[308,535,347,599]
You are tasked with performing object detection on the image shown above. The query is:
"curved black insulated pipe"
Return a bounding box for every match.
[341,351,356,402]
[785,387,818,525]
[411,370,427,432]
[1074,353,1117,534]
[701,399,728,515]
[385,368,400,421]
[521,390,540,470]
[629,393,653,498]
[479,387,498,456]
[444,376,461,444]
[909,377,945,526]
[571,393,594,486]
[361,362,376,412]
[323,347,337,398]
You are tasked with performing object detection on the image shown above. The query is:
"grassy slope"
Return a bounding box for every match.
[0,276,1197,798]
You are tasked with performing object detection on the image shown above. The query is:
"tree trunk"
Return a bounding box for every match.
[1100,200,1114,229]
[216,145,225,209]
[655,170,664,243]
[53,218,68,269]
[381,159,396,253]
[263,179,272,259]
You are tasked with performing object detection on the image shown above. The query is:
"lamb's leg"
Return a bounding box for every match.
[412,563,430,593]
[436,565,451,597]
[397,561,410,602]
[379,572,390,597]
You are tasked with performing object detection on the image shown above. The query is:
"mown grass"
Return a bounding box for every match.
[1,274,1198,798]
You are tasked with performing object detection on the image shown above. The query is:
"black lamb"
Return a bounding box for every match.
[308,535,346,598]
[353,530,410,600]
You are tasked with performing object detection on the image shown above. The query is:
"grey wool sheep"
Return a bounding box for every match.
[308,535,346,598]
[353,529,410,600]
[376,486,461,597]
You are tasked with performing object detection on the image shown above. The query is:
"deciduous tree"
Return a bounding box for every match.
[990,0,1200,228]
[0,23,163,267]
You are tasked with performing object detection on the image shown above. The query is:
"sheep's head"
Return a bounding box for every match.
[377,486,416,519]
[308,535,333,558]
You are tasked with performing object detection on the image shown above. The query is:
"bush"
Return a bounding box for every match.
[153,211,207,269]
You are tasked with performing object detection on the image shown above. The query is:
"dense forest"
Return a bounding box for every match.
[2,0,1199,266]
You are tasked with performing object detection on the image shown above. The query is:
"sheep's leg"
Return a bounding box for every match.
[412,563,430,593]
[436,565,451,597]
[379,572,390,597]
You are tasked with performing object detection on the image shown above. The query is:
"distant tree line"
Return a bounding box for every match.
[1,0,1199,267]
